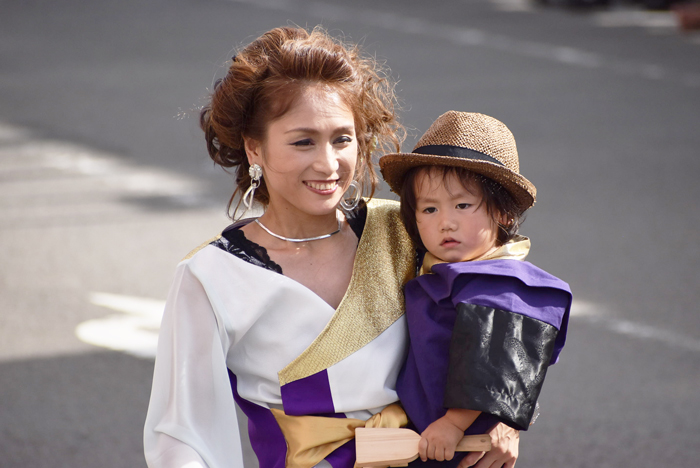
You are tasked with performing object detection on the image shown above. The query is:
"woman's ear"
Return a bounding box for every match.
[243,137,263,167]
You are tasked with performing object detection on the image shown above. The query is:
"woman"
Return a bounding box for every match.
[144,26,518,468]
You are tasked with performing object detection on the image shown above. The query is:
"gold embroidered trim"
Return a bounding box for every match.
[278,199,415,386]
[420,235,531,276]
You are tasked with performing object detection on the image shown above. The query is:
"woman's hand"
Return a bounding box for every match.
[457,423,519,468]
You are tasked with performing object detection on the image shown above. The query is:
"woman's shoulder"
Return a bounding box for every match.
[180,220,282,274]
[179,218,251,262]
[181,235,223,262]
[355,198,415,283]
[343,198,404,243]
[365,197,400,215]
[364,198,404,233]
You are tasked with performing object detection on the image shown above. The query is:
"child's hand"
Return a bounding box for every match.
[418,416,465,462]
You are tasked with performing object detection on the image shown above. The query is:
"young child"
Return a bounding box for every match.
[379,111,572,466]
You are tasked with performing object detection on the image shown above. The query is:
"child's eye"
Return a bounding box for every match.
[292,139,313,146]
[456,203,471,210]
[422,207,437,214]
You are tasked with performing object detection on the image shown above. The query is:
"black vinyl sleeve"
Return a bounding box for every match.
[443,303,558,431]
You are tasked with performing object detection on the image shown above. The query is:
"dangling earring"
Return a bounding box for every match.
[242,163,262,210]
[339,180,361,211]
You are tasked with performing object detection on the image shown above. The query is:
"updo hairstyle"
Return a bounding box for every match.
[199,26,404,217]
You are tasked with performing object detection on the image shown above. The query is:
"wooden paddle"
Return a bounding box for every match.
[355,427,492,467]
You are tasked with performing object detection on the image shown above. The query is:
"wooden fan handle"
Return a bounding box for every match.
[456,434,492,452]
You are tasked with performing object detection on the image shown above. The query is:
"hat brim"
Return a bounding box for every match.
[379,152,536,213]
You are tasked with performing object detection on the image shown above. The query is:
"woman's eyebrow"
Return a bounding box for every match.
[285,127,316,134]
[284,126,355,135]
[334,125,355,134]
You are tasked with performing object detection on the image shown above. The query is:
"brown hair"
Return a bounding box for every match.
[199,25,404,217]
[399,166,524,250]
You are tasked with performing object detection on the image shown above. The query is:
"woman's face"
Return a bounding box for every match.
[245,85,358,218]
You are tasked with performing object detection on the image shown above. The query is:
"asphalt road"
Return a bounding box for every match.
[1,1,699,467]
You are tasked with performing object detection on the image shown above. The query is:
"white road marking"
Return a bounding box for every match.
[0,122,212,225]
[76,292,165,359]
[594,10,677,29]
[571,300,700,353]
[489,0,534,12]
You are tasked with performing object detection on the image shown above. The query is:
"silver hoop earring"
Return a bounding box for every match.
[339,180,361,211]
[242,164,262,210]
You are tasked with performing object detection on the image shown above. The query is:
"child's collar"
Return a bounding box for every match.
[419,235,531,276]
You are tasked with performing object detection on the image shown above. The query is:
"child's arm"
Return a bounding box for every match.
[418,408,481,462]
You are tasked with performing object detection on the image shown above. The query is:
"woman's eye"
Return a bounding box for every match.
[334,136,352,144]
[292,139,313,146]
[456,203,471,210]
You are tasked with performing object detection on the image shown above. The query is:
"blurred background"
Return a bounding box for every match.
[1,0,699,467]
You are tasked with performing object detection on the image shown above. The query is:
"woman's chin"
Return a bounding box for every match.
[291,198,344,218]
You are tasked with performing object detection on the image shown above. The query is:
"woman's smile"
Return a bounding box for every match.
[304,180,340,194]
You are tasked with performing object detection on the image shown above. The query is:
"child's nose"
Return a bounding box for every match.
[439,215,457,232]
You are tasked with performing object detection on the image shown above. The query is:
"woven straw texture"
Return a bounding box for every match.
[379,111,536,212]
[418,111,520,172]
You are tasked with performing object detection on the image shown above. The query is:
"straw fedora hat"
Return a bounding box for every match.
[379,111,536,213]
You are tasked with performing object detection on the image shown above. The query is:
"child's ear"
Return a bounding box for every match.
[497,211,510,227]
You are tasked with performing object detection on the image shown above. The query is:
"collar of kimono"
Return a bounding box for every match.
[278,199,415,386]
[270,403,408,468]
[420,235,531,276]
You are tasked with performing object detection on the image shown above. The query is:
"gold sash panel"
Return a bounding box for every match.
[271,403,408,468]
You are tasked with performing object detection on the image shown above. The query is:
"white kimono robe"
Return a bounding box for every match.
[144,199,415,468]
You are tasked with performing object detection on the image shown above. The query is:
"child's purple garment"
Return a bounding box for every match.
[397,259,571,436]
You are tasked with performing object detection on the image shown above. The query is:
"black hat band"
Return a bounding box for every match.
[412,144,504,167]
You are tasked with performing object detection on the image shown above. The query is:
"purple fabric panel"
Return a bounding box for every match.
[441,259,570,290]
[397,279,456,433]
[398,260,572,434]
[426,260,571,363]
[280,369,335,416]
[399,315,503,434]
[325,439,356,468]
[428,260,571,327]
[228,371,287,468]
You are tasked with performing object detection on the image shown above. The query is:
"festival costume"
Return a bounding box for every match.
[144,199,415,468]
[397,238,572,463]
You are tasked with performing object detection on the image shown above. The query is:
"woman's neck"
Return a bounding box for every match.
[241,205,357,308]
[255,206,343,245]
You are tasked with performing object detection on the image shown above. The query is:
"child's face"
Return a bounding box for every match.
[414,169,503,263]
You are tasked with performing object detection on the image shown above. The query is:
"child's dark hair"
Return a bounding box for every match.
[399,165,524,250]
